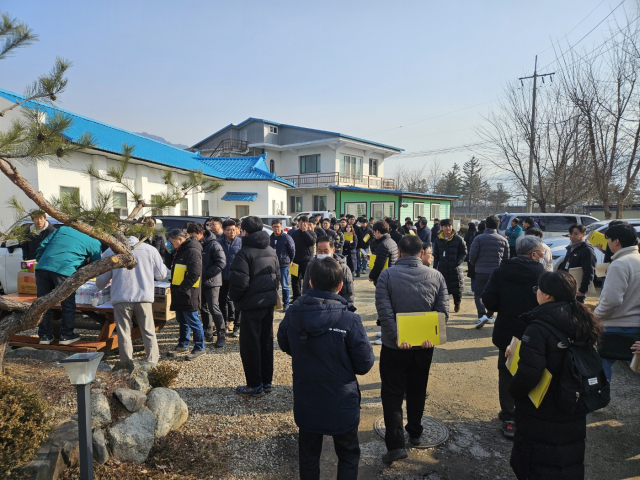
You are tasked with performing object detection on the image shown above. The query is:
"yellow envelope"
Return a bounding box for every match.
[529,369,553,408]
[363,233,371,243]
[396,312,447,346]
[506,337,521,376]
[290,262,299,277]
[588,230,607,251]
[368,254,389,271]
[172,264,200,288]
[344,233,353,242]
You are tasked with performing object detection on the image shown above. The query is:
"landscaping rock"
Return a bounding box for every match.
[137,361,156,372]
[61,440,79,468]
[115,388,147,412]
[146,387,188,437]
[6,347,69,362]
[109,407,157,463]
[129,368,151,394]
[92,429,109,464]
[112,359,137,373]
[72,392,111,428]
[17,420,78,480]
[97,362,112,372]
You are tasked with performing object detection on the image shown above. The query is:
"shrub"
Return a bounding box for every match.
[0,376,53,475]
[148,363,180,388]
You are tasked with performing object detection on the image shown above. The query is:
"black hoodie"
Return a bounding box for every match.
[200,229,226,289]
[229,230,281,311]
[170,236,203,311]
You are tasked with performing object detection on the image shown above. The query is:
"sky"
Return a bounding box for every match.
[1,0,635,182]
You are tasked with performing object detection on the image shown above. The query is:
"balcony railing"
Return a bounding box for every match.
[281,172,395,190]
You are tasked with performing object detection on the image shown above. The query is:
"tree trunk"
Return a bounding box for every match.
[603,197,612,220]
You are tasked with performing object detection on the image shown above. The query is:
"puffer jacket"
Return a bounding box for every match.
[314,226,326,238]
[417,224,432,245]
[218,235,242,281]
[201,229,226,289]
[277,289,375,435]
[170,236,202,311]
[505,224,523,247]
[36,226,102,277]
[431,223,441,240]
[229,230,281,311]
[323,227,339,245]
[558,241,597,295]
[432,231,467,296]
[355,225,373,249]
[369,234,398,284]
[21,221,56,261]
[468,228,509,274]
[290,228,317,263]
[302,253,355,308]
[375,256,449,350]
[333,229,345,255]
[270,232,296,268]
[481,256,544,350]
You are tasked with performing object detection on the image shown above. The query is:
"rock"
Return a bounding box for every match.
[115,388,147,412]
[72,392,111,428]
[6,347,69,362]
[109,407,157,463]
[129,369,151,394]
[146,387,188,437]
[61,440,79,468]
[92,429,109,464]
[18,420,78,479]
[137,361,156,372]
[97,362,112,372]
[113,359,138,373]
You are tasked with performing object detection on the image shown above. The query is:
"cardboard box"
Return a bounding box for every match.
[17,271,37,294]
[152,292,175,321]
[21,260,37,273]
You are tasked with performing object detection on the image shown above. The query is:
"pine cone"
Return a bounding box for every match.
[37,132,46,141]
[56,147,64,158]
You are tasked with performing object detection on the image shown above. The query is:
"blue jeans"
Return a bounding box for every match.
[602,326,640,382]
[470,278,476,292]
[279,266,290,306]
[176,310,205,351]
[357,248,369,274]
[36,269,76,338]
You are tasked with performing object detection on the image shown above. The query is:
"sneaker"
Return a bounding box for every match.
[59,334,80,345]
[232,326,240,338]
[283,304,290,312]
[502,421,516,438]
[214,335,226,348]
[236,384,264,397]
[186,349,205,361]
[376,332,382,338]
[382,448,408,465]
[167,346,190,357]
[475,315,489,329]
[374,338,382,345]
[487,317,496,325]
[355,273,360,278]
[454,303,461,313]
[263,384,272,394]
[465,289,474,296]
[204,334,214,343]
[408,437,421,447]
[39,335,55,345]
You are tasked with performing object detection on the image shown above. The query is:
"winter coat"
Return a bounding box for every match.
[417,224,432,245]
[369,234,398,284]
[289,228,317,263]
[277,289,375,435]
[355,225,373,249]
[431,223,441,240]
[302,253,354,308]
[21,222,56,261]
[432,232,467,296]
[270,232,296,268]
[509,302,587,480]
[333,229,345,255]
[35,226,102,277]
[229,231,280,311]
[468,228,510,274]
[390,229,404,245]
[342,231,358,271]
[481,256,544,350]
[169,237,202,311]
[505,224,524,247]
[375,256,449,350]
[200,229,226,289]
[218,235,242,281]
[314,226,326,238]
[323,227,339,245]
[558,242,597,295]
[594,246,640,328]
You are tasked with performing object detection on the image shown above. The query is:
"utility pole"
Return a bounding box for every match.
[519,55,554,213]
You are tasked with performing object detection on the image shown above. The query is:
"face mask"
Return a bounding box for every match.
[316,254,331,259]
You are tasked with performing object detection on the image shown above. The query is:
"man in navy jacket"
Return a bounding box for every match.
[277,257,374,480]
[270,219,295,310]
[218,219,243,336]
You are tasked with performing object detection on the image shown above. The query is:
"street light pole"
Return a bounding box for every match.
[76,383,93,480]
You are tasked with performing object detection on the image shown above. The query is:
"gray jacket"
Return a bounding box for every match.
[468,228,509,274]
[302,253,354,308]
[375,256,449,349]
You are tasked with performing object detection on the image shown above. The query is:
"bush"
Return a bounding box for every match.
[0,376,53,476]
[148,363,180,388]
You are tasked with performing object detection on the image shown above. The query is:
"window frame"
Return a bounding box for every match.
[371,202,395,221]
[430,203,440,220]
[290,196,303,213]
[150,194,163,216]
[369,158,378,176]
[180,199,189,216]
[269,159,275,174]
[344,202,367,218]
[340,155,363,181]
[413,202,424,219]
[236,205,250,218]
[201,199,210,217]
[300,154,321,174]
[313,195,327,211]
[269,125,278,134]
[112,191,128,217]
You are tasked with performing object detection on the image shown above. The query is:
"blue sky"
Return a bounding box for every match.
[1,0,634,175]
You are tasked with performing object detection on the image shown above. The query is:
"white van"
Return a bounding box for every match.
[498,213,599,237]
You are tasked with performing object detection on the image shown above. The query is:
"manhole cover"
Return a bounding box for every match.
[373,415,449,449]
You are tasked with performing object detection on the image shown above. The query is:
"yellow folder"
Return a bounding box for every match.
[290,262,299,277]
[528,369,553,408]
[343,233,354,242]
[363,233,371,243]
[368,254,390,271]
[506,337,521,375]
[396,312,447,346]
[171,264,200,288]
[588,230,607,251]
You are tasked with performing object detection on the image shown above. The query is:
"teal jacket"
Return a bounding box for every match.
[36,226,102,277]
[505,224,524,247]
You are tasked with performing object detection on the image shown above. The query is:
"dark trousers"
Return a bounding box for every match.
[291,260,309,301]
[201,286,224,337]
[474,272,493,318]
[497,349,515,422]
[379,345,433,451]
[298,427,360,480]
[36,269,75,338]
[452,291,461,307]
[239,307,274,387]
[219,280,236,326]
[509,246,517,259]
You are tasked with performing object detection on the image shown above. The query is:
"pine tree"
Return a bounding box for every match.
[462,157,483,211]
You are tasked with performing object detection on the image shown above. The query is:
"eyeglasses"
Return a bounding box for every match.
[533,286,539,294]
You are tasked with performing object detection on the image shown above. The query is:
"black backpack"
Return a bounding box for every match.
[531,320,610,415]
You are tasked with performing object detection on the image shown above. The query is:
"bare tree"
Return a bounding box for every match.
[393,159,443,193]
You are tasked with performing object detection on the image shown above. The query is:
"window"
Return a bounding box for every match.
[236,205,249,217]
[340,155,362,181]
[413,202,424,219]
[430,203,440,220]
[369,158,378,176]
[345,202,366,217]
[581,216,597,226]
[313,195,327,211]
[112,192,128,217]
[60,186,80,213]
[269,125,278,134]
[150,194,163,216]
[180,199,188,216]
[542,215,578,232]
[300,154,321,173]
[201,200,210,216]
[371,202,395,220]
[269,159,275,174]
[290,196,303,213]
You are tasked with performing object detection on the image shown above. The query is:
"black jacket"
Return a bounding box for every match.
[355,225,373,249]
[229,231,281,311]
[463,230,477,262]
[200,229,226,289]
[481,257,544,350]
[417,224,432,245]
[302,253,355,308]
[432,232,467,296]
[369,234,398,283]
[21,222,56,261]
[314,226,326,238]
[333,229,345,255]
[558,242,597,294]
[277,290,374,435]
[390,229,404,245]
[289,228,317,263]
[431,223,441,240]
[170,237,202,311]
[323,227,339,245]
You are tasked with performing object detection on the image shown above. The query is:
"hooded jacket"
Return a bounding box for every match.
[594,246,640,327]
[289,228,317,263]
[21,221,56,261]
[432,231,467,296]
[558,241,597,295]
[201,229,226,289]
[481,256,545,350]
[229,230,281,311]
[468,228,510,274]
[301,253,355,307]
[35,226,102,277]
[417,224,432,245]
[355,224,373,249]
[276,289,375,435]
[270,231,296,268]
[218,235,242,281]
[333,229,345,255]
[505,224,524,247]
[369,234,398,283]
[431,222,441,240]
[170,236,202,311]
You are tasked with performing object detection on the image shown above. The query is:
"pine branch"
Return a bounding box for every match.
[0,13,37,61]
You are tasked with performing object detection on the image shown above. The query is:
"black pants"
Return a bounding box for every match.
[291,260,309,301]
[509,246,517,259]
[452,291,461,307]
[239,307,274,387]
[201,286,224,337]
[219,280,236,326]
[298,428,360,480]
[379,345,433,451]
[497,349,515,422]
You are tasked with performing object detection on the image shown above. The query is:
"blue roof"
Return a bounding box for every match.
[221,192,258,202]
[197,153,294,186]
[329,186,461,199]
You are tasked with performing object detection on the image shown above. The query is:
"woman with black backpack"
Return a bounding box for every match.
[509,271,603,480]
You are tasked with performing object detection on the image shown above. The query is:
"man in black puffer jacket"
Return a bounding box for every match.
[289,216,317,301]
[229,216,281,397]
[557,223,597,304]
[369,220,398,285]
[433,219,467,312]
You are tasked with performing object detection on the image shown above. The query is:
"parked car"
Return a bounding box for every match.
[292,211,336,223]
[152,216,215,232]
[498,213,599,237]
[242,215,293,233]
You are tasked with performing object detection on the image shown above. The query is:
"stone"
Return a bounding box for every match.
[137,361,156,372]
[146,387,188,437]
[61,440,79,468]
[92,428,109,464]
[71,392,111,428]
[109,407,157,463]
[18,420,78,480]
[97,362,112,372]
[115,388,147,412]
[112,359,138,373]
[6,347,69,362]
[129,369,151,394]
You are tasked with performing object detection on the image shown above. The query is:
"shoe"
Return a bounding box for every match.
[59,334,80,345]
[204,334,214,343]
[454,303,461,313]
[39,335,55,345]
[355,273,360,278]
[487,317,495,325]
[214,335,226,348]
[236,384,264,397]
[374,338,382,345]
[283,304,289,312]
[232,326,240,338]
[475,315,489,329]
[382,448,408,465]
[263,384,272,394]
[465,289,474,296]
[408,437,421,446]
[186,349,205,361]
[167,346,190,357]
[502,421,515,438]
[377,332,382,338]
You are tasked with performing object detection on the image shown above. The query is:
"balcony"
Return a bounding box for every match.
[281,172,395,190]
